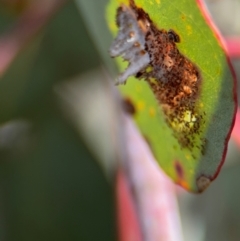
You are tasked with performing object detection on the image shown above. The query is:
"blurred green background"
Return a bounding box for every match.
[0,1,116,240]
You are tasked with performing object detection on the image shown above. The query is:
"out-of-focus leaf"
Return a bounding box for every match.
[0,2,116,240]
[0,113,116,241]
[0,0,31,15]
[74,0,117,75]
[0,10,16,33]
[0,2,101,123]
[106,0,236,192]
[0,37,41,122]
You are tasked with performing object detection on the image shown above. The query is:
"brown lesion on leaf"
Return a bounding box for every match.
[122,97,136,115]
[174,160,190,189]
[167,29,181,43]
[110,0,206,153]
[181,14,186,21]
[174,161,184,179]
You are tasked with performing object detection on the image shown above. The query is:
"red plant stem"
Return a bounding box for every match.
[121,115,183,241]
[0,0,68,76]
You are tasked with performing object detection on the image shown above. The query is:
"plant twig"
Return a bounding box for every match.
[120,115,183,241]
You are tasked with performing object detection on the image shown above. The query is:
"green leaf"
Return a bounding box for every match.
[106,0,236,192]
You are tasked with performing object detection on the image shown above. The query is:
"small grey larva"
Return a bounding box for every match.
[109,4,150,85]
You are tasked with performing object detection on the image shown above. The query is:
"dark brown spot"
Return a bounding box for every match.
[168,29,180,43]
[136,71,143,78]
[122,97,136,115]
[175,161,184,179]
[181,15,186,20]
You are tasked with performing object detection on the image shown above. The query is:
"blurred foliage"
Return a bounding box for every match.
[0,6,16,32]
[0,2,101,123]
[0,0,239,240]
[75,0,117,75]
[0,0,31,15]
[0,1,116,240]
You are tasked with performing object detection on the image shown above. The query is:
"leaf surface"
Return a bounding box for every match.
[106,0,236,192]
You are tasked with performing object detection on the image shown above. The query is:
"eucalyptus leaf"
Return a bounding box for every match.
[106,0,236,192]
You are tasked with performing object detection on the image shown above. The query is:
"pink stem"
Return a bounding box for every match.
[116,169,143,241]
[121,116,183,241]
